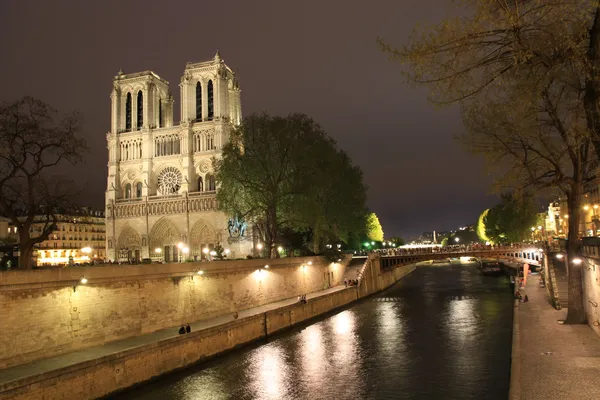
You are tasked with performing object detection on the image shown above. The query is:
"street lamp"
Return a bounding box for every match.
[454,237,460,243]
[202,247,209,261]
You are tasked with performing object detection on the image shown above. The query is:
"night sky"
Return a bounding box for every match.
[0,0,498,239]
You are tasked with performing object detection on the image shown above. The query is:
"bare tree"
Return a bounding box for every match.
[0,97,87,269]
[380,0,600,323]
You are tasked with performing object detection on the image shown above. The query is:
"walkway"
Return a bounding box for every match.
[0,284,348,392]
[514,276,600,400]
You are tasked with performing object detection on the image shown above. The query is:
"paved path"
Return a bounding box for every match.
[0,284,348,391]
[514,276,600,400]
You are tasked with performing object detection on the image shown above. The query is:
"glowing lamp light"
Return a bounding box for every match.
[454,237,460,242]
[584,205,590,211]
[79,276,88,284]
[308,261,313,265]
[155,247,162,254]
[277,246,283,252]
[555,254,564,259]
[572,258,583,265]
[371,241,375,245]
[81,247,92,254]
[177,242,184,249]
[531,227,536,231]
[264,265,269,269]
[196,270,204,275]
[209,250,217,256]
[202,248,209,254]
[337,244,341,249]
[256,243,263,250]
[564,215,569,218]
[537,226,542,230]
[595,205,599,209]
[182,247,189,254]
[224,249,230,255]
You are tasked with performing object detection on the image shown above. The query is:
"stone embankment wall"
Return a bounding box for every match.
[0,256,348,369]
[0,256,415,400]
[582,256,600,337]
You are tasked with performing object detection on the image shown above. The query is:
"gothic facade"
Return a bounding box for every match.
[105,52,251,262]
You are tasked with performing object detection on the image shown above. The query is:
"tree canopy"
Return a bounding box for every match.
[380,0,600,323]
[483,193,538,244]
[0,97,87,269]
[214,112,368,258]
[365,213,384,242]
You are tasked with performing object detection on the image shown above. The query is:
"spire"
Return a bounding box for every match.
[117,68,124,76]
[214,50,221,62]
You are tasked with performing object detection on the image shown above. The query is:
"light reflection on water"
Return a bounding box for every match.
[111,265,513,400]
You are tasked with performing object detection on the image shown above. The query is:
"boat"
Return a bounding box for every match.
[480,260,504,276]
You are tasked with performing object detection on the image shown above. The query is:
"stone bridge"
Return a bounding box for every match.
[375,247,543,270]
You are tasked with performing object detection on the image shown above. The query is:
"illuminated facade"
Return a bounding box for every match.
[7,209,106,266]
[105,52,252,262]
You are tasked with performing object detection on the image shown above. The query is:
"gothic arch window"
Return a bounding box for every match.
[136,182,143,198]
[207,174,216,191]
[125,93,132,131]
[197,176,203,192]
[207,80,214,121]
[125,183,132,199]
[137,91,143,130]
[196,82,202,121]
[158,99,163,128]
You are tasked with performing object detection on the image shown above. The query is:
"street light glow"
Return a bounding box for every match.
[202,248,209,254]
[79,276,88,284]
[177,242,184,249]
[572,258,583,265]
[256,243,263,250]
[155,247,162,253]
[555,254,564,259]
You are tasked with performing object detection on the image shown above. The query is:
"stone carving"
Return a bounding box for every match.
[127,170,136,180]
[227,216,247,237]
[117,226,141,251]
[149,217,181,249]
[157,166,182,195]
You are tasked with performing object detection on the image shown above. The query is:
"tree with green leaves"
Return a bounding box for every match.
[0,97,86,269]
[476,209,492,244]
[214,112,368,258]
[365,213,384,242]
[380,0,600,323]
[484,193,538,244]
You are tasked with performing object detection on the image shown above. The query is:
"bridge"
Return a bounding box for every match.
[374,246,543,270]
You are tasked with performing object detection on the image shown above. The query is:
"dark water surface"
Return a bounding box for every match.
[111,264,514,400]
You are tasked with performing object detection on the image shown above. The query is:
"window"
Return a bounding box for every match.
[125,183,132,199]
[207,174,216,191]
[158,99,163,128]
[197,176,203,192]
[137,91,143,129]
[125,93,132,131]
[196,82,202,120]
[207,80,214,120]
[136,182,142,198]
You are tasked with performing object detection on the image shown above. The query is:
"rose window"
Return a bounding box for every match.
[157,167,182,195]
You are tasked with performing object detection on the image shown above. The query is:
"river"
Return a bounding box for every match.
[110,263,514,400]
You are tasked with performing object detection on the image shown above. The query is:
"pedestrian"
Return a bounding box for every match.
[178,326,186,335]
[344,278,348,287]
[233,311,239,320]
[523,295,529,303]
[185,324,191,333]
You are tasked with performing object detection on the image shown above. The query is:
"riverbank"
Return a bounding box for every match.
[509,276,600,399]
[0,263,415,400]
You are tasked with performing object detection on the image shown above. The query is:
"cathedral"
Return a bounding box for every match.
[105,52,252,262]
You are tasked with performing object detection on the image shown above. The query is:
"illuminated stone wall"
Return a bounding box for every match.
[582,256,600,337]
[0,256,348,369]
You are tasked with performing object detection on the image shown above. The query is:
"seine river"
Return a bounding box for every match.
[111,263,514,400]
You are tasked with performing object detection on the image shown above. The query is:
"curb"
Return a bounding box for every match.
[508,295,521,400]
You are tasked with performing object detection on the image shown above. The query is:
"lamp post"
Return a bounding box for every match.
[155,247,163,263]
[202,247,209,261]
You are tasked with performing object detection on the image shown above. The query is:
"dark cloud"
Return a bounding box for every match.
[0,0,498,238]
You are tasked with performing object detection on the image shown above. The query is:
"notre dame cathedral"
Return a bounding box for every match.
[105,52,252,262]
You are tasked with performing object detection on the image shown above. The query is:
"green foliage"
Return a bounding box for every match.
[215,113,368,258]
[365,213,384,242]
[440,237,448,247]
[476,209,491,244]
[389,236,405,246]
[484,193,538,244]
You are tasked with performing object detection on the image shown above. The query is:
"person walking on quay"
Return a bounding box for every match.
[178,326,186,335]
[344,278,348,287]
[185,324,191,333]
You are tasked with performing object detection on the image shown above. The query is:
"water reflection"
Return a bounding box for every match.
[247,343,290,400]
[111,265,513,400]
